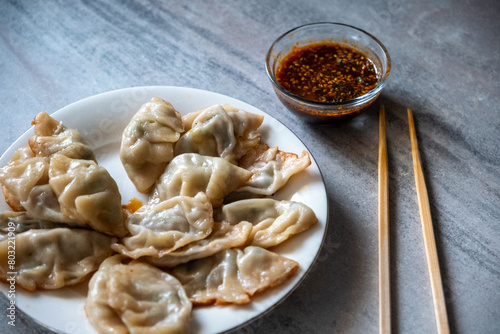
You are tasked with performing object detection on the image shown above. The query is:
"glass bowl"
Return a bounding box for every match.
[266,22,391,123]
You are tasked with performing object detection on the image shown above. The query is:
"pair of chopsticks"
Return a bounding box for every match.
[378,106,450,334]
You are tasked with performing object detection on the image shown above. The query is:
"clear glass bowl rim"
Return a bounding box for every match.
[265,22,391,107]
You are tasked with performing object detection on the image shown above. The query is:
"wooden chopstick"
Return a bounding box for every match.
[407,108,450,334]
[378,105,391,334]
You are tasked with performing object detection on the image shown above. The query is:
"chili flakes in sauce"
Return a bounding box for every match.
[276,43,378,103]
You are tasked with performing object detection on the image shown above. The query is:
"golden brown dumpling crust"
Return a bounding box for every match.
[2,185,24,212]
[171,246,299,306]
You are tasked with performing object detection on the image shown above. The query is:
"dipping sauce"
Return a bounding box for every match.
[276,43,378,103]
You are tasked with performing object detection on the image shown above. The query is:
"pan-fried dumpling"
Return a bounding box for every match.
[175,105,264,163]
[237,246,299,295]
[236,144,311,195]
[120,98,184,194]
[214,198,318,248]
[112,192,214,259]
[0,228,115,291]
[28,111,96,161]
[48,154,127,237]
[145,221,252,268]
[85,255,192,334]
[171,246,299,305]
[152,153,252,207]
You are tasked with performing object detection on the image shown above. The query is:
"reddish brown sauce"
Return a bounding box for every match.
[276,43,378,103]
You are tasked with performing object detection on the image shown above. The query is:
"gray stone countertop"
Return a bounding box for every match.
[0,0,499,333]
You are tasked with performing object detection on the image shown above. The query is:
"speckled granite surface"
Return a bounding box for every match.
[0,0,499,333]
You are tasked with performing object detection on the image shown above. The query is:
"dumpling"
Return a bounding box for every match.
[214,198,318,248]
[152,153,252,207]
[236,144,311,195]
[175,104,236,160]
[112,192,214,259]
[21,183,79,223]
[28,111,96,161]
[120,98,184,194]
[222,104,264,161]
[171,246,299,305]
[237,246,299,296]
[0,145,123,227]
[0,145,49,212]
[173,247,246,305]
[0,145,76,223]
[0,228,115,291]
[0,211,61,240]
[85,255,192,334]
[145,221,253,268]
[0,110,103,223]
[175,104,264,163]
[48,154,127,237]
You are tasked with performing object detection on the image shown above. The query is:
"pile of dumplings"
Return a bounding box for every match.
[0,98,318,333]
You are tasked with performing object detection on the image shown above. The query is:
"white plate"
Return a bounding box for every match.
[0,86,328,334]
